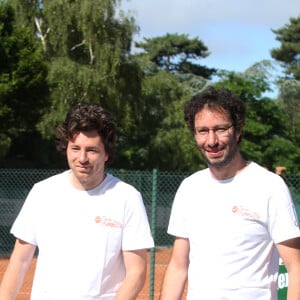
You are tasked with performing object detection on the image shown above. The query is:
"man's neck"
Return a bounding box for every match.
[209,155,249,180]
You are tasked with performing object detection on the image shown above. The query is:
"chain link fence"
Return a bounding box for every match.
[0,168,300,299]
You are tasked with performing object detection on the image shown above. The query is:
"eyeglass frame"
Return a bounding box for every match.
[194,124,234,139]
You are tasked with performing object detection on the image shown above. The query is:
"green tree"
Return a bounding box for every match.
[271,17,300,157]
[215,69,297,172]
[271,16,300,79]
[150,86,206,172]
[135,33,215,77]
[115,70,189,170]
[0,2,48,160]
[276,79,300,143]
[11,0,143,141]
[122,33,215,170]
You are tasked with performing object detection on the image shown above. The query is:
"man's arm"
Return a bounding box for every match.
[159,237,189,300]
[115,248,148,300]
[0,238,36,300]
[277,237,300,300]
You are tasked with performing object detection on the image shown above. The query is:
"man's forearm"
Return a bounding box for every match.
[159,263,187,300]
[114,271,146,300]
[0,261,29,300]
[287,273,300,300]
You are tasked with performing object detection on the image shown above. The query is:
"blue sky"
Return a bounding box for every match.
[121,0,300,76]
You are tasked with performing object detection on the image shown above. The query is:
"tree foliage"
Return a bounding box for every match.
[135,33,215,78]
[277,79,300,143]
[271,15,300,156]
[214,69,298,172]
[271,16,300,79]
[0,2,48,160]
[10,0,143,140]
[122,33,214,171]
[2,2,300,173]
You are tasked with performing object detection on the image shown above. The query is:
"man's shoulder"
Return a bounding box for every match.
[248,162,281,178]
[246,162,286,187]
[33,170,69,187]
[187,168,209,179]
[180,168,209,185]
[104,173,139,194]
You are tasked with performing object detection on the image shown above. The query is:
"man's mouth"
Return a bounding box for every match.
[206,149,223,159]
[76,165,90,172]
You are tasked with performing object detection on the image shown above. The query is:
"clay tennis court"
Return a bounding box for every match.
[0,247,187,300]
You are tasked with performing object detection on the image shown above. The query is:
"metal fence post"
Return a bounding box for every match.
[149,168,157,300]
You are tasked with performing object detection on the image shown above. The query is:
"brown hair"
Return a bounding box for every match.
[55,103,117,164]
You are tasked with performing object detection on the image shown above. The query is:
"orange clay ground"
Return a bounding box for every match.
[0,247,187,300]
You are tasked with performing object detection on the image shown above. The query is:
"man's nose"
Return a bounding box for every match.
[79,150,88,163]
[206,130,218,146]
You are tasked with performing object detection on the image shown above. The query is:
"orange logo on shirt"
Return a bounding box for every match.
[94,216,122,228]
[232,205,260,220]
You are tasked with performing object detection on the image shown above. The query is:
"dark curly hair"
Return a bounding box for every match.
[184,86,246,140]
[56,103,117,165]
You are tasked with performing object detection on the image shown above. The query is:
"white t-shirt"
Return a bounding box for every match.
[168,162,300,300]
[11,171,154,300]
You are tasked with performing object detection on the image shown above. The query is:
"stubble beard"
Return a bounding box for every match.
[201,142,239,169]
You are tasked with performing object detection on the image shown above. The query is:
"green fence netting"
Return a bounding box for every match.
[0,169,299,299]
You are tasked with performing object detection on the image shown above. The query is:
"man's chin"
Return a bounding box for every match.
[205,156,229,168]
[74,171,91,183]
[207,161,226,168]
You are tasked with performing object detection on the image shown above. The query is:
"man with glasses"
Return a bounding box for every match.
[160,86,300,299]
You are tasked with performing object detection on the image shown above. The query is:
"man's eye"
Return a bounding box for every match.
[88,149,98,153]
[197,129,208,135]
[216,127,227,133]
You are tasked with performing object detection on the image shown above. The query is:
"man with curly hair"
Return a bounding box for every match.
[0,104,154,300]
[160,86,300,300]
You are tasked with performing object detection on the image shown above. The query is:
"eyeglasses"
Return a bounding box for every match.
[194,124,233,139]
